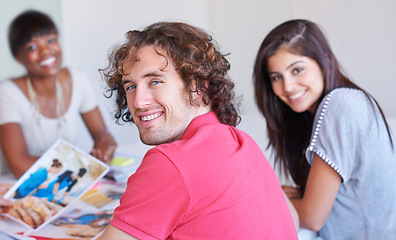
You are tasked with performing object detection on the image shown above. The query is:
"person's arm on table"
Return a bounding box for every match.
[290,154,341,232]
[0,123,39,178]
[100,224,139,240]
[81,107,117,164]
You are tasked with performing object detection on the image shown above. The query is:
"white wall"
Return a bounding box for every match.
[206,0,396,173]
[1,0,395,158]
[60,0,211,151]
[0,0,62,81]
[207,0,396,117]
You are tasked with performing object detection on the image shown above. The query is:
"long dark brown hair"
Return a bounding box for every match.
[253,19,392,193]
[101,21,240,127]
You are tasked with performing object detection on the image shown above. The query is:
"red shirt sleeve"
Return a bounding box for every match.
[111,149,191,240]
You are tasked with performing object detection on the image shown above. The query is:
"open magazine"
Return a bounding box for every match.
[26,186,123,240]
[1,139,110,236]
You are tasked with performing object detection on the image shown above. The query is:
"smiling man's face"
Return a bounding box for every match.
[121,45,204,145]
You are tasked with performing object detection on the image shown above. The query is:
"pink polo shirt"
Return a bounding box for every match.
[111,112,297,239]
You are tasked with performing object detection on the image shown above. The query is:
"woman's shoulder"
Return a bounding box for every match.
[65,67,91,85]
[325,87,366,102]
[64,66,78,74]
[0,78,28,118]
[313,87,381,131]
[319,88,370,113]
[62,66,79,78]
[0,77,17,86]
[0,78,22,94]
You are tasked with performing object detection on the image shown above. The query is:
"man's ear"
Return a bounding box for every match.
[190,79,208,104]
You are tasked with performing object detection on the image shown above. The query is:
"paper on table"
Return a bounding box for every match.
[1,139,110,232]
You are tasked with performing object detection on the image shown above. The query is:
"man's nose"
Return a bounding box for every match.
[132,86,152,109]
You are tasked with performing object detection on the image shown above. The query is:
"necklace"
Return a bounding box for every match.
[26,76,65,153]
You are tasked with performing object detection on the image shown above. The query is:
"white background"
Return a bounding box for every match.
[1,0,395,163]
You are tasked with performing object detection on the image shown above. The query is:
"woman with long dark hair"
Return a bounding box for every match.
[254,19,396,239]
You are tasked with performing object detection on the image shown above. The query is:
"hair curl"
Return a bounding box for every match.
[100,21,240,127]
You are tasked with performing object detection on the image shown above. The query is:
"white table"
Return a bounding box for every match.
[298,228,318,239]
[1,141,319,239]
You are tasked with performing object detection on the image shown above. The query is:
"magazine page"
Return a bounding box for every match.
[29,199,115,240]
[28,180,124,240]
[0,176,126,239]
[0,218,33,240]
[0,230,35,240]
[1,139,109,232]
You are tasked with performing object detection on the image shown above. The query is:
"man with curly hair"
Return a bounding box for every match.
[99,22,297,239]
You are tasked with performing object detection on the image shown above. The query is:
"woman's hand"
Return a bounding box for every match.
[81,107,117,165]
[0,184,12,213]
[91,131,117,165]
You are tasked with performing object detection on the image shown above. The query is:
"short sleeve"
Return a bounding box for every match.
[306,89,373,182]
[111,149,191,240]
[69,67,97,113]
[0,80,24,125]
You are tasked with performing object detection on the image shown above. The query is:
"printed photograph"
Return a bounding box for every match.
[2,139,109,231]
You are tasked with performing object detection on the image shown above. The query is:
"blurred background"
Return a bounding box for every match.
[1,0,395,180]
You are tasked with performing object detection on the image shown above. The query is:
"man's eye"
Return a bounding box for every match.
[125,85,136,91]
[151,80,161,85]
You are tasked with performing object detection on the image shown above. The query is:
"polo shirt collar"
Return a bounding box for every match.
[180,112,219,140]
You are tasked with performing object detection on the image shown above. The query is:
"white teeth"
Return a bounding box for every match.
[141,113,160,121]
[40,57,56,66]
[289,90,305,100]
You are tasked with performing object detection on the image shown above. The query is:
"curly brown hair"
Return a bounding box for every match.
[100,21,240,127]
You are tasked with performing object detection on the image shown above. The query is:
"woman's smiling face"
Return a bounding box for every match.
[267,47,324,113]
[16,33,62,78]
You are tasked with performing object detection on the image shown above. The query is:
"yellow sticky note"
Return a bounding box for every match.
[111,157,135,166]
